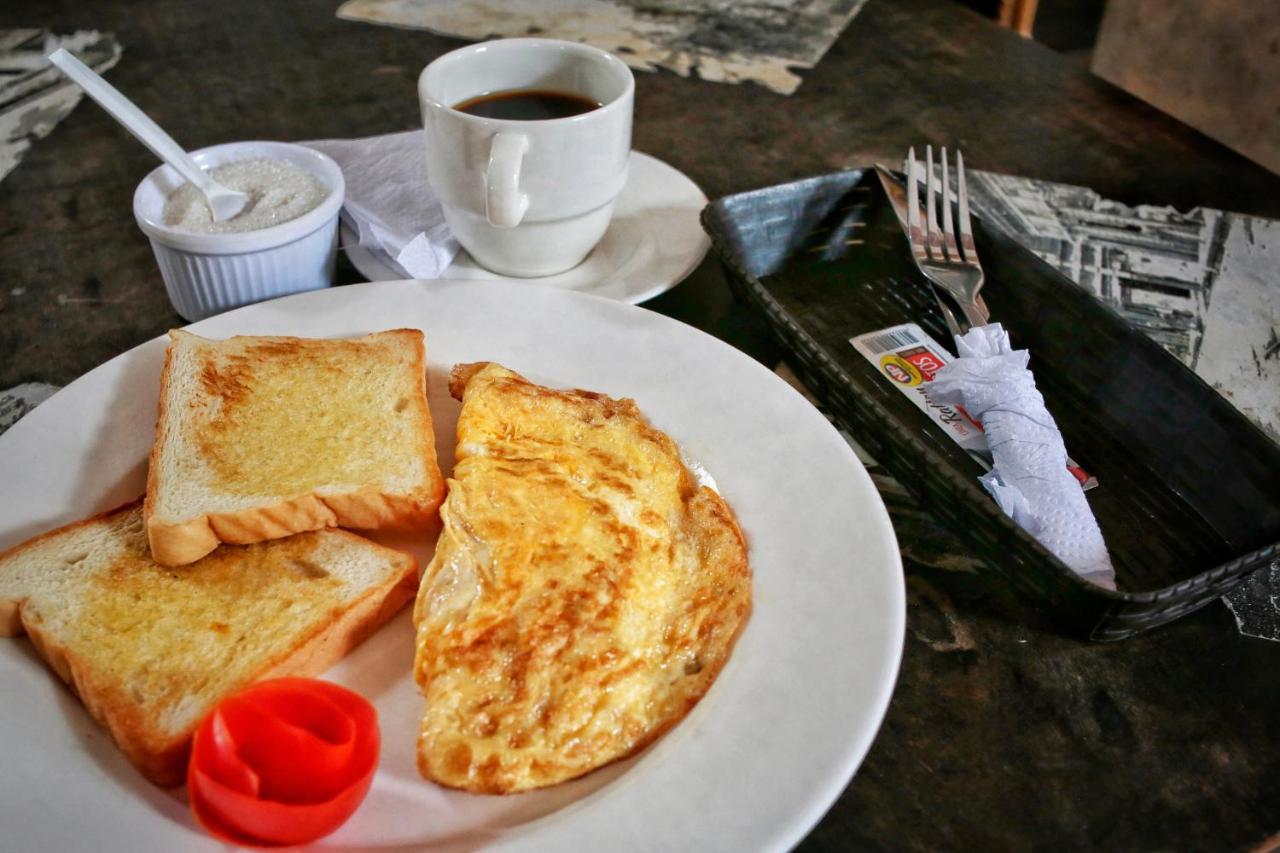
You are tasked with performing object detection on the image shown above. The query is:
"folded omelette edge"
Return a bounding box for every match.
[412,361,752,794]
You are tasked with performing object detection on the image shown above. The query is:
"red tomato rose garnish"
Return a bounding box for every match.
[187,678,379,847]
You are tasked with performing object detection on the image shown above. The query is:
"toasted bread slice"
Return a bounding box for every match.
[413,363,752,793]
[144,329,445,566]
[0,499,416,787]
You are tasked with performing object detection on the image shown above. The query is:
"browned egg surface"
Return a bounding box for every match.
[413,363,752,793]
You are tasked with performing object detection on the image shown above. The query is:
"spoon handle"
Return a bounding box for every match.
[47,48,215,194]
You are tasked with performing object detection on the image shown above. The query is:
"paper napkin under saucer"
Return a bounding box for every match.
[304,130,458,279]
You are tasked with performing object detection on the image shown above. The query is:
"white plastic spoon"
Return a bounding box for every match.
[47,48,249,223]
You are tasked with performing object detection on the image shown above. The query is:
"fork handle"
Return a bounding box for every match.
[958,296,989,329]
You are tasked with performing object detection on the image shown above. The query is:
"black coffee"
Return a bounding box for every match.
[454,89,602,120]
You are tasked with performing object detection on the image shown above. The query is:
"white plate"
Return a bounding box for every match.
[0,280,904,852]
[343,152,711,304]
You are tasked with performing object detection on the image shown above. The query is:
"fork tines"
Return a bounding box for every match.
[903,145,988,336]
[905,145,979,269]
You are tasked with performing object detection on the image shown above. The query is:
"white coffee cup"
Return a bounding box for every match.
[419,38,634,278]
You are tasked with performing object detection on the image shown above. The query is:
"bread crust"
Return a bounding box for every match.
[145,486,441,567]
[145,329,445,566]
[142,338,177,565]
[1,500,418,787]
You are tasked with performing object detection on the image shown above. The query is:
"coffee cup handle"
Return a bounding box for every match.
[485,132,529,228]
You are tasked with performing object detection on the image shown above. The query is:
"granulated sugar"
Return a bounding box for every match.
[163,159,329,234]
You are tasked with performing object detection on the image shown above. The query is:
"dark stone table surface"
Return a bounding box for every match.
[2,0,1279,849]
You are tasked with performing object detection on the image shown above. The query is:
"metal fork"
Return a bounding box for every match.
[905,145,989,335]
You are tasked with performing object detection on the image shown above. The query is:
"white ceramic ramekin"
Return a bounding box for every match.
[133,141,345,321]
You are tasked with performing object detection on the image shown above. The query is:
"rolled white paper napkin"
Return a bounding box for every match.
[303,130,458,278]
[925,323,1117,590]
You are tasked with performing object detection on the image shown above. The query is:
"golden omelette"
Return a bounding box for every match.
[413,363,752,793]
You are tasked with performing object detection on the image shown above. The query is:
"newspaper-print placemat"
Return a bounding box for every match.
[0,384,58,435]
[967,171,1280,445]
[0,29,122,184]
[335,0,869,95]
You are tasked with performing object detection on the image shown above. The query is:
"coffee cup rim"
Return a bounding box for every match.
[418,38,635,126]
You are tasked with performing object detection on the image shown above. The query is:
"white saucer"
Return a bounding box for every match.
[342,151,710,305]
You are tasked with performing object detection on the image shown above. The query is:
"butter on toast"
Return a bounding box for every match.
[145,329,445,566]
[413,363,752,793]
[0,499,416,786]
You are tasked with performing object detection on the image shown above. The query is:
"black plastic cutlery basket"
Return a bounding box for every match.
[702,168,1280,640]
